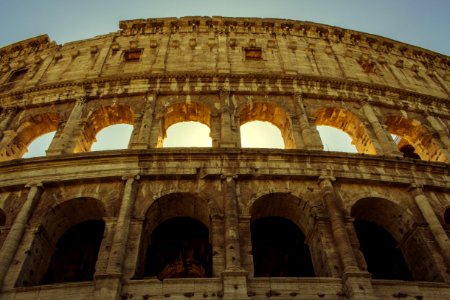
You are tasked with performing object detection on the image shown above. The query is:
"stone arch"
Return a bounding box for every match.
[351,197,440,281]
[137,193,213,279]
[239,102,295,149]
[0,112,60,160]
[315,107,376,154]
[385,116,447,162]
[75,105,134,152]
[157,101,212,147]
[249,193,316,277]
[16,197,106,287]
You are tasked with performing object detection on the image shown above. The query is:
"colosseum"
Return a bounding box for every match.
[0,16,449,300]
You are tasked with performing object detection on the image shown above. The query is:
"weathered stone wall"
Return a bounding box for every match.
[0,17,449,300]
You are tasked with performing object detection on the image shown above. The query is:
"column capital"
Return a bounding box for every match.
[221,174,238,181]
[318,175,336,187]
[121,174,140,181]
[24,182,44,189]
[408,183,424,196]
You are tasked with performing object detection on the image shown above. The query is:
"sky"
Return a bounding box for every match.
[4,0,449,157]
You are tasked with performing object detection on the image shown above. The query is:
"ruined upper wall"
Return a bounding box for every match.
[0,16,449,101]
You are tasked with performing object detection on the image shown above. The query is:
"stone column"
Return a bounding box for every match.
[0,183,43,288]
[95,175,139,300]
[219,90,239,148]
[318,176,376,299]
[426,115,450,150]
[409,185,450,269]
[0,108,17,140]
[221,175,248,300]
[318,176,358,273]
[47,95,87,155]
[106,175,139,275]
[362,101,401,157]
[294,93,323,150]
[130,93,157,150]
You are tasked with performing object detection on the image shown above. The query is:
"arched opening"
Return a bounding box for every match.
[40,220,105,284]
[351,198,415,281]
[0,209,6,226]
[16,197,106,287]
[22,131,56,158]
[240,121,284,149]
[240,102,295,149]
[354,219,411,280]
[386,116,446,162]
[144,217,211,279]
[74,105,134,152]
[91,124,133,151]
[251,216,314,277]
[315,107,376,154]
[317,125,357,153]
[158,102,212,148]
[163,121,212,147]
[138,193,212,280]
[0,112,59,161]
[250,193,315,277]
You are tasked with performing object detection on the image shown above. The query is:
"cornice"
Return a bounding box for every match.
[0,35,56,56]
[0,72,448,115]
[118,17,450,65]
[0,149,448,192]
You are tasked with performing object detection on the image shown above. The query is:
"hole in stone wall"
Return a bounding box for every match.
[251,216,314,277]
[7,68,28,83]
[123,49,143,61]
[240,121,284,149]
[162,121,212,147]
[317,125,357,153]
[144,217,212,280]
[244,48,262,60]
[22,131,56,158]
[90,124,133,151]
[354,219,412,280]
[40,220,105,285]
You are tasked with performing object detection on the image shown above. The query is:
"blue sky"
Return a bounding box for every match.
[1,0,449,55]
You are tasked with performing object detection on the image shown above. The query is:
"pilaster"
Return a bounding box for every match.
[129,92,157,150]
[0,183,43,290]
[294,93,323,150]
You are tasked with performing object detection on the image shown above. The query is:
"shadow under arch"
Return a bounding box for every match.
[385,116,447,162]
[0,112,60,161]
[138,193,213,280]
[157,102,212,148]
[16,197,106,287]
[315,107,376,154]
[0,208,5,226]
[240,102,295,149]
[249,193,315,277]
[75,105,134,152]
[351,197,441,281]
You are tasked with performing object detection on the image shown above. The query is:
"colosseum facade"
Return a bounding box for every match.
[0,16,449,300]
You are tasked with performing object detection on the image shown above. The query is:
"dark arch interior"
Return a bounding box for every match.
[251,216,314,277]
[144,217,212,280]
[445,208,450,224]
[399,144,421,159]
[354,219,412,280]
[0,210,5,226]
[40,220,105,284]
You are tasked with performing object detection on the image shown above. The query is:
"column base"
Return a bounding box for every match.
[221,269,249,300]
[342,269,377,300]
